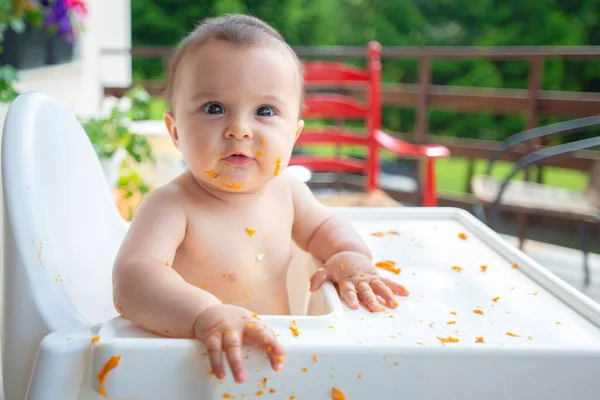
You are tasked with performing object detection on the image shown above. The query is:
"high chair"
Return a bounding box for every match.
[3,92,600,400]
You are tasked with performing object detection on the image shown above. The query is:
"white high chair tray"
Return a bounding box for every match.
[92,208,600,399]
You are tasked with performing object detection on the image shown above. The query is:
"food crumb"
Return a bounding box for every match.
[289,320,300,337]
[302,368,308,372]
[255,390,264,396]
[371,232,386,237]
[473,309,484,315]
[451,266,462,272]
[480,265,487,272]
[556,321,562,325]
[269,389,276,393]
[446,321,456,325]
[332,387,345,400]
[313,354,318,362]
[263,377,268,387]
[357,374,362,379]
[506,332,521,337]
[97,355,122,398]
[512,263,519,269]
[437,336,459,344]
[91,336,100,344]
[222,394,236,399]
[458,233,468,240]
[375,260,401,274]
[245,227,256,236]
[450,311,457,315]
[492,297,500,302]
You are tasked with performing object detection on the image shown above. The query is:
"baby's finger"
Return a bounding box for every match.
[381,278,409,296]
[309,268,329,292]
[243,323,286,372]
[223,329,246,383]
[356,281,384,312]
[339,280,360,309]
[371,279,398,308]
[205,333,225,380]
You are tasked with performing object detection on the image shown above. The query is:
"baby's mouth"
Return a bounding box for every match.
[222,152,254,165]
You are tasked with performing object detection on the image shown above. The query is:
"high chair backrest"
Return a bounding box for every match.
[2,92,128,329]
[293,41,382,190]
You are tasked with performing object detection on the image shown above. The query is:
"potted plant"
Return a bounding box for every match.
[0,0,46,69]
[80,90,155,188]
[40,0,88,64]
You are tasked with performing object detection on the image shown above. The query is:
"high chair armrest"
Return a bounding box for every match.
[374,130,450,159]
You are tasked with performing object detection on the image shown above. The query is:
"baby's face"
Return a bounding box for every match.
[166,39,304,193]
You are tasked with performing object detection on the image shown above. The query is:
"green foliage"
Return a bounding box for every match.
[80,87,156,163]
[130,0,600,141]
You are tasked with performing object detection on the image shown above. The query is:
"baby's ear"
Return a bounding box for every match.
[164,112,180,149]
[294,119,305,141]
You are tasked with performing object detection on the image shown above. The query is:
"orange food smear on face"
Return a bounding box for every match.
[256,150,264,158]
[97,355,122,398]
[289,320,300,337]
[475,337,485,343]
[91,336,100,344]
[375,260,401,274]
[261,138,266,146]
[224,182,243,190]
[205,171,219,179]
[332,387,346,400]
[274,157,282,176]
[452,266,462,272]
[480,265,487,272]
[458,233,468,240]
[473,309,484,315]
[245,227,256,236]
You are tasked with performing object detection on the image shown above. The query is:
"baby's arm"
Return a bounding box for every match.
[289,175,408,310]
[112,187,221,338]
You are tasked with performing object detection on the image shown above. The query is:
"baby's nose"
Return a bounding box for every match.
[224,121,253,140]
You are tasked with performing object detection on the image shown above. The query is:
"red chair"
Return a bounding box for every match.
[290,41,450,207]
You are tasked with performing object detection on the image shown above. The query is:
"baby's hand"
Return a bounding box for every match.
[309,251,409,312]
[193,304,285,383]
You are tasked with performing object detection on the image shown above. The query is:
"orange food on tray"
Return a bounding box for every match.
[332,387,346,400]
[97,355,122,398]
[375,260,401,274]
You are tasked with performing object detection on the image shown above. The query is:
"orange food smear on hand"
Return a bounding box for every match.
[91,336,100,344]
[274,157,282,176]
[473,309,484,315]
[256,150,264,158]
[332,387,346,400]
[458,233,468,240]
[289,320,300,337]
[97,355,122,398]
[475,337,485,343]
[452,266,462,272]
[245,227,256,236]
[480,265,487,272]
[375,260,401,274]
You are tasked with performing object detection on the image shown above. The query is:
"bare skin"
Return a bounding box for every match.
[112,38,408,384]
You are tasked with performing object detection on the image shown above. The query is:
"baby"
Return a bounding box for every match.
[112,14,408,384]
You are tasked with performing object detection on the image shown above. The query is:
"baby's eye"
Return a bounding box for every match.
[202,102,225,114]
[255,105,276,117]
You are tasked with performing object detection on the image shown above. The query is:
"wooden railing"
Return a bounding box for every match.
[101,46,600,214]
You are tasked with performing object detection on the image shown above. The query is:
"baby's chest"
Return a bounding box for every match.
[182,209,295,276]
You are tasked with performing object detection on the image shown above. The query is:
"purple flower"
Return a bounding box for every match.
[38,0,87,43]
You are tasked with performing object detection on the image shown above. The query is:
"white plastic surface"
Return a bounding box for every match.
[2,92,600,400]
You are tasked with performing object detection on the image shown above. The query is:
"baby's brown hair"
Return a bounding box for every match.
[166,14,304,112]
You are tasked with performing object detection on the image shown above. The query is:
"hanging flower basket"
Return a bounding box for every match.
[40,0,88,64]
[1,24,47,70]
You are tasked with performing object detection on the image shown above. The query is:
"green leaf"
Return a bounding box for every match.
[9,19,25,34]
